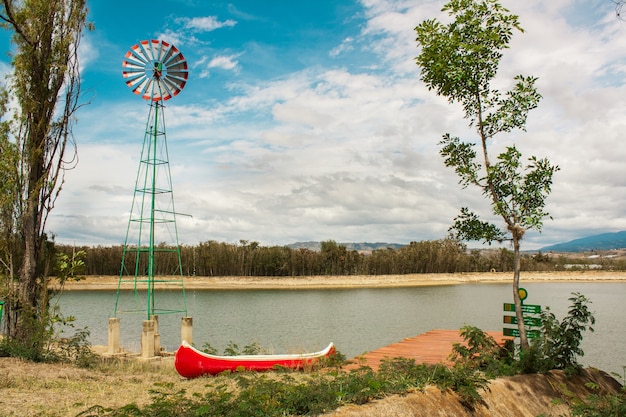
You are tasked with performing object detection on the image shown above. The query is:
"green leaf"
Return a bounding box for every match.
[449,207,506,244]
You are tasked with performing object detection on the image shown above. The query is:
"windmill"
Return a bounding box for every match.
[114,40,189,321]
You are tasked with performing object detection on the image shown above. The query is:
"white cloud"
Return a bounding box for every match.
[154,29,187,49]
[207,54,241,72]
[181,16,236,32]
[158,15,235,47]
[329,37,355,57]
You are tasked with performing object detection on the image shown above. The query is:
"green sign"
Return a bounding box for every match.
[0,301,3,326]
[503,327,541,338]
[503,315,542,327]
[518,287,528,301]
[503,303,542,314]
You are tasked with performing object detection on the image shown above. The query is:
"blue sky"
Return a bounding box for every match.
[4,0,626,250]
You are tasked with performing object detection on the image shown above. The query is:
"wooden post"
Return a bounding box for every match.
[141,320,155,358]
[181,316,193,345]
[107,317,120,354]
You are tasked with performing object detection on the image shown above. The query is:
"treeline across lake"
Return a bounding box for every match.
[54,239,626,277]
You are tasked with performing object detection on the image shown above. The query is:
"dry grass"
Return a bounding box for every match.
[0,356,216,417]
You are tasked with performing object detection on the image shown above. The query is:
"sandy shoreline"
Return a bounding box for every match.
[58,271,626,291]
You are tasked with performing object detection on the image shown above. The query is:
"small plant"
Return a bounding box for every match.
[201,340,264,356]
[611,366,626,386]
[569,385,626,417]
[224,340,263,356]
[55,327,98,368]
[317,348,347,369]
[201,342,219,355]
[449,325,515,377]
[517,292,595,375]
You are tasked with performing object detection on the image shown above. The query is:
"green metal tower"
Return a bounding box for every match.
[115,40,189,319]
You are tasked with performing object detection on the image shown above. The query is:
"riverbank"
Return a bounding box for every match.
[59,270,626,291]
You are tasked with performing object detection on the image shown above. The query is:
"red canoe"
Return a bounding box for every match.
[174,340,336,378]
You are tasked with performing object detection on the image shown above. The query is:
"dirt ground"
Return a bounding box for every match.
[58,270,626,291]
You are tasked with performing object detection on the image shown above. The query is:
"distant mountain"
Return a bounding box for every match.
[287,241,405,251]
[540,231,626,252]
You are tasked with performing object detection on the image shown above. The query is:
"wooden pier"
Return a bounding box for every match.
[345,329,510,372]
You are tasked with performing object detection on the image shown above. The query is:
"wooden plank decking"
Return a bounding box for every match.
[345,329,510,372]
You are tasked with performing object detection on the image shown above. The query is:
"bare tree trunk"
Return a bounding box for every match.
[512,234,529,349]
[14,197,41,339]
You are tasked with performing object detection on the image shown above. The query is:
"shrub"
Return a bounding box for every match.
[449,325,515,377]
[517,292,595,375]
[570,385,626,417]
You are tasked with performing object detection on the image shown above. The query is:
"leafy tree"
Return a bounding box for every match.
[0,0,90,352]
[415,0,559,348]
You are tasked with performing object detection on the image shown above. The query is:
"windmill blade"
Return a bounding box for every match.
[122,39,188,102]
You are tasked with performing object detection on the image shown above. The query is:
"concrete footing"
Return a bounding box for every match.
[181,316,193,344]
[106,316,194,358]
[108,317,120,354]
[141,320,155,358]
[151,315,161,356]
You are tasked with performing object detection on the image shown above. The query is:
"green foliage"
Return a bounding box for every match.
[54,327,97,368]
[0,310,94,365]
[516,293,596,375]
[542,380,626,417]
[54,249,86,286]
[569,385,626,417]
[200,342,219,355]
[449,325,515,377]
[488,148,558,232]
[0,305,51,361]
[415,0,523,115]
[319,348,347,369]
[201,340,263,356]
[0,248,94,365]
[224,341,262,356]
[449,207,507,245]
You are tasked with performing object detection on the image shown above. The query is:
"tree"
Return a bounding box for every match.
[415,0,559,349]
[0,0,89,351]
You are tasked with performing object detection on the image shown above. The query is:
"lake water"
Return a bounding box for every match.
[55,282,626,377]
